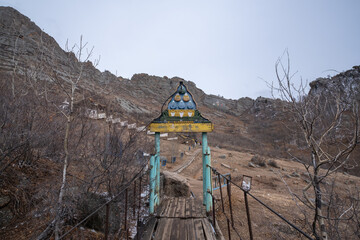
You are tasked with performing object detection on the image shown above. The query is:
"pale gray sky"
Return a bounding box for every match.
[1,0,360,99]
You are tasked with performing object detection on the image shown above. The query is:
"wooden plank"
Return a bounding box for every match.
[159,198,170,217]
[174,198,181,218]
[170,218,181,239]
[191,199,198,217]
[186,219,196,240]
[162,218,174,240]
[179,198,186,218]
[202,218,216,240]
[194,218,206,240]
[140,217,157,240]
[185,198,191,218]
[153,218,164,239]
[175,198,186,218]
[169,198,177,217]
[179,219,187,240]
[154,218,168,239]
[193,199,199,217]
[164,198,174,217]
[168,198,179,218]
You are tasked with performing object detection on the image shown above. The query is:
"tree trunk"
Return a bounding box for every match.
[312,151,328,240]
[54,116,71,240]
[314,180,328,240]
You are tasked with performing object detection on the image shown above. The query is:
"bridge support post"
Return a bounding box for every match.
[155,132,160,206]
[149,155,156,214]
[202,132,212,212]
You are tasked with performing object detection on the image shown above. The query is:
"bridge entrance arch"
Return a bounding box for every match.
[147,81,214,213]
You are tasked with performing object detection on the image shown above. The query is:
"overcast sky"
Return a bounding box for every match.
[1,0,360,99]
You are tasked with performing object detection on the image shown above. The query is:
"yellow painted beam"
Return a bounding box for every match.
[149,122,214,133]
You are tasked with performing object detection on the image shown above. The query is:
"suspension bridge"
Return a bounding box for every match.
[59,81,315,240]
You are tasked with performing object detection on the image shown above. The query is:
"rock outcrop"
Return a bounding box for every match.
[309,66,360,104]
[162,171,190,198]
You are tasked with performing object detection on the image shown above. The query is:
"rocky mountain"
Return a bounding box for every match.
[0,6,359,160]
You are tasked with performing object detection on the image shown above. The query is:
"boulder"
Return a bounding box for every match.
[248,162,257,168]
[162,171,190,197]
[221,163,231,169]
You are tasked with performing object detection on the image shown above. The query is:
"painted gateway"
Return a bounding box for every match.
[147,81,214,214]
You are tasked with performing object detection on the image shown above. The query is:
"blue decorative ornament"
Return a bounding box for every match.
[178,100,186,109]
[169,100,177,109]
[186,100,195,109]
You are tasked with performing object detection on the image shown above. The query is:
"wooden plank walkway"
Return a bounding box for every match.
[139,197,217,240]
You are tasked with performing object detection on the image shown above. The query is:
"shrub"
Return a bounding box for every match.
[267,159,279,168]
[250,155,266,167]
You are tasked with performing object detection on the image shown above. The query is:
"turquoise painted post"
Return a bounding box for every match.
[206,147,212,212]
[202,132,212,212]
[149,155,156,214]
[202,133,207,205]
[155,132,160,206]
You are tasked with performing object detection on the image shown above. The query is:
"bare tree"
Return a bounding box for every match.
[272,51,359,240]
[37,36,98,240]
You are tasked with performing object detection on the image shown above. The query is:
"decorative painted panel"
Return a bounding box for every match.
[149,81,213,133]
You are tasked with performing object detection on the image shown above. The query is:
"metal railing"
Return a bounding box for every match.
[213,173,231,190]
[208,165,315,240]
[59,166,150,240]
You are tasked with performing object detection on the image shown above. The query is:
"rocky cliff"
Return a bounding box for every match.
[310,66,360,104]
